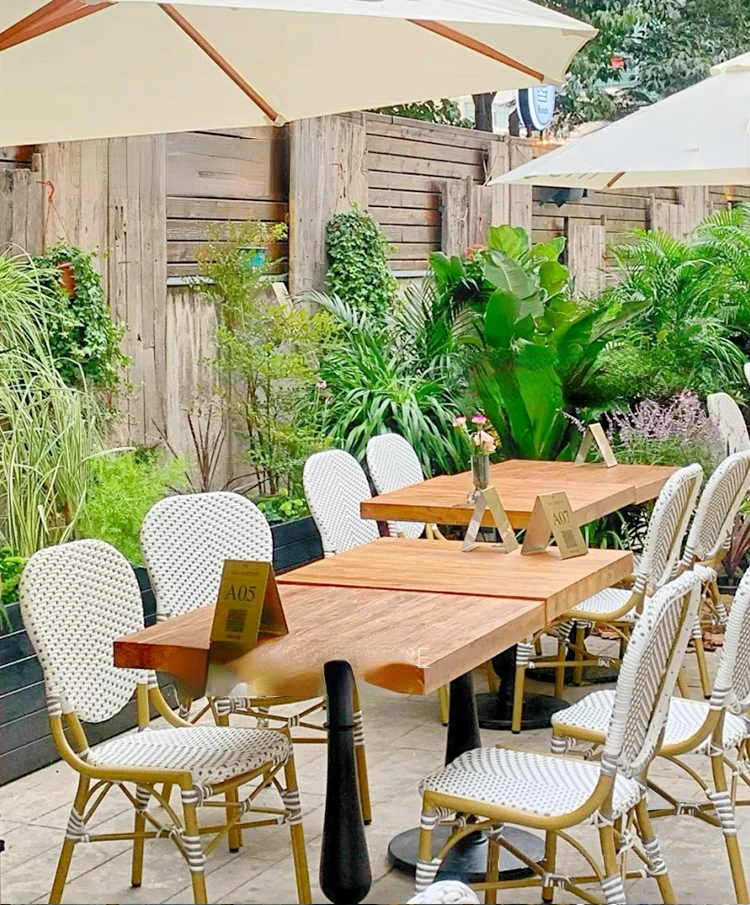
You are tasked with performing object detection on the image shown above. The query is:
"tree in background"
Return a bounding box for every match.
[541,0,750,130]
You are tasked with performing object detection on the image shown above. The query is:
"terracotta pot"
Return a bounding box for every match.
[58,261,76,298]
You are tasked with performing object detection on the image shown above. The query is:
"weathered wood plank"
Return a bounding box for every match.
[441,177,471,257]
[168,240,288,263]
[368,188,439,210]
[380,223,439,244]
[167,132,287,201]
[368,151,483,181]
[365,113,499,151]
[367,133,484,167]
[167,219,288,242]
[567,219,608,296]
[167,197,288,222]
[288,114,368,294]
[370,206,440,226]
[509,141,533,236]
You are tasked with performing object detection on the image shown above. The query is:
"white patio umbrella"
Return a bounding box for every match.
[491,51,750,189]
[0,0,595,145]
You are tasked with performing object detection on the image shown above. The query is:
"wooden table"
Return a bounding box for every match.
[115,541,631,904]
[360,459,677,528]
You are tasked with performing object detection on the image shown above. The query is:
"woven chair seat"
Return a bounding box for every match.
[570,587,640,621]
[86,725,292,785]
[407,881,479,903]
[552,689,750,754]
[419,747,642,819]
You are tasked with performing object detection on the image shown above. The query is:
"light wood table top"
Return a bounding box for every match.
[114,584,545,698]
[360,459,677,529]
[278,537,632,623]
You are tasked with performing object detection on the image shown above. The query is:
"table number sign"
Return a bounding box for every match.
[575,422,618,468]
[521,491,588,559]
[207,560,288,695]
[462,486,519,553]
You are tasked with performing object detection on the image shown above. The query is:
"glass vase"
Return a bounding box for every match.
[471,453,491,492]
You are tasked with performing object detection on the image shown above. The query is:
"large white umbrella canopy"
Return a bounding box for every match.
[492,51,750,189]
[0,0,594,145]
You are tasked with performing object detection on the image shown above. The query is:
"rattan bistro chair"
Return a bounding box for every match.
[140,492,372,830]
[414,570,703,905]
[551,564,750,904]
[677,451,750,696]
[708,392,750,456]
[20,539,311,905]
[366,433,437,540]
[303,448,380,556]
[507,464,702,733]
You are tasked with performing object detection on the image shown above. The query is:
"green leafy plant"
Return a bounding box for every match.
[433,225,643,459]
[594,224,748,402]
[312,282,469,476]
[79,448,187,564]
[257,489,308,525]
[0,546,25,607]
[198,221,334,497]
[373,100,472,128]
[33,242,127,393]
[325,205,398,316]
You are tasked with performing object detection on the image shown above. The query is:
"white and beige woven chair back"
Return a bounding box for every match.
[708,392,750,456]
[601,569,703,781]
[141,491,273,621]
[366,433,425,539]
[632,463,703,597]
[710,567,750,715]
[681,451,750,568]
[303,449,379,556]
[20,539,147,723]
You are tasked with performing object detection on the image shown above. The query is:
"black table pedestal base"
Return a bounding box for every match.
[477,691,570,732]
[388,826,544,882]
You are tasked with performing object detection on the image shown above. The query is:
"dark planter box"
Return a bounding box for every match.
[0,567,172,787]
[271,514,323,573]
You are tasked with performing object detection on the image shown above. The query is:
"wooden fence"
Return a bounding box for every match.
[0,114,740,471]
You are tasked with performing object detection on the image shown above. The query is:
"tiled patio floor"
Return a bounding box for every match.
[1,647,745,904]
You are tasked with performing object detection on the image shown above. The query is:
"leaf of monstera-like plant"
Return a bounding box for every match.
[486,224,529,260]
[484,249,537,301]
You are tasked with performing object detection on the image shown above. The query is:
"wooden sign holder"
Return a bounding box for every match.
[521,491,588,559]
[462,486,519,553]
[206,560,288,696]
[575,422,618,468]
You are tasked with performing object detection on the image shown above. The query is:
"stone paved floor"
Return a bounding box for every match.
[1,645,746,904]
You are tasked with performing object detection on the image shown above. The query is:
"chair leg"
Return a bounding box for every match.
[511,658,526,734]
[217,712,243,851]
[709,752,749,904]
[50,776,90,904]
[598,823,627,905]
[554,637,566,700]
[283,755,312,905]
[415,809,440,894]
[485,833,500,905]
[438,685,450,727]
[181,795,208,905]
[676,669,691,698]
[131,786,150,888]
[572,623,586,686]
[634,799,676,904]
[485,661,499,695]
[691,619,712,698]
[352,680,372,825]
[542,830,557,903]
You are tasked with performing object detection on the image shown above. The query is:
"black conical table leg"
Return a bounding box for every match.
[388,670,544,882]
[320,660,372,904]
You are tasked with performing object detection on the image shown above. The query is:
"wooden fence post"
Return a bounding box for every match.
[566,216,608,296]
[441,177,471,257]
[288,113,368,295]
[508,139,533,237]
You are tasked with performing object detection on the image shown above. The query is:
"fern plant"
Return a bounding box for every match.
[594,224,748,401]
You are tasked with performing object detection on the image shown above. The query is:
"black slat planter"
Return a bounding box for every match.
[0,566,175,786]
[271,515,323,574]
[0,519,322,786]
